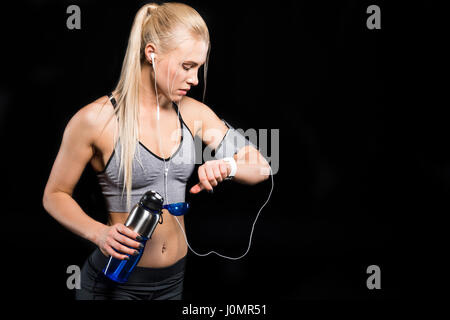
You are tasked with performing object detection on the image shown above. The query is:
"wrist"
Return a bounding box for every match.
[88,221,106,246]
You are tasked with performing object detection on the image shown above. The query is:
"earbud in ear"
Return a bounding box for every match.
[150,52,155,65]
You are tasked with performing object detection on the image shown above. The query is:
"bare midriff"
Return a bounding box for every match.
[107,210,188,268]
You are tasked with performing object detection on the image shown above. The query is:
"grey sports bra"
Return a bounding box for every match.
[96,93,196,212]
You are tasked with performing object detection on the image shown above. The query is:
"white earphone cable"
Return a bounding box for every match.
[152,54,273,260]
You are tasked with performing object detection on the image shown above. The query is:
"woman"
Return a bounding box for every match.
[43,2,270,300]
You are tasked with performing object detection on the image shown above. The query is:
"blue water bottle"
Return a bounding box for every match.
[103,190,164,283]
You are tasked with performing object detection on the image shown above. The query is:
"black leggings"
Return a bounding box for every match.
[76,248,186,300]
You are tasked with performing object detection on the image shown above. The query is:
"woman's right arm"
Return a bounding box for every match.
[42,102,141,259]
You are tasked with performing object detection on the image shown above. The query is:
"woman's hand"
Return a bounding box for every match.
[96,223,143,260]
[189,160,231,194]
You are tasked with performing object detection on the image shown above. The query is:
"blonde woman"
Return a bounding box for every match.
[43,2,270,300]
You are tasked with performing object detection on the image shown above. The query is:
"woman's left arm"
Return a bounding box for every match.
[188,100,270,194]
[226,145,271,185]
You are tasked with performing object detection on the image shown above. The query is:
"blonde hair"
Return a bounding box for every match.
[106,2,210,211]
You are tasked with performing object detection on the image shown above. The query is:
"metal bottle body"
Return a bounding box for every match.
[103,197,163,283]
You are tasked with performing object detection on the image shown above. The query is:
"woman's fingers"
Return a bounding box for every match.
[97,224,140,260]
[198,165,214,191]
[204,164,218,187]
[107,235,138,257]
[189,183,204,194]
[114,240,139,256]
[105,224,142,258]
[190,160,232,194]
[219,162,230,180]
[115,224,140,241]
[115,233,142,250]
[213,165,223,183]
[105,242,130,260]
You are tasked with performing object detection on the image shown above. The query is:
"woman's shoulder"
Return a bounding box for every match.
[65,95,116,144]
[179,96,218,121]
[180,96,207,110]
[178,96,228,139]
[70,95,115,129]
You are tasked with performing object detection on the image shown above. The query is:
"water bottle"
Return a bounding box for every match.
[102,190,164,283]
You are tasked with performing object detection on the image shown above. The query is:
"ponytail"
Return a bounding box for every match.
[114,4,159,212]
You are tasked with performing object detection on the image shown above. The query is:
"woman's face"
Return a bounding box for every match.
[153,36,208,103]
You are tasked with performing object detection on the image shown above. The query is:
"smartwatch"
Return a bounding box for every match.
[222,157,237,180]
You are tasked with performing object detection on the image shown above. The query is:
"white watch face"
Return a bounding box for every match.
[225,159,237,177]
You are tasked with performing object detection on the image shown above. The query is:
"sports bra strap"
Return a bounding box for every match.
[108,92,117,108]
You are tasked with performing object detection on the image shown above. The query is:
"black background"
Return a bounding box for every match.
[0,0,445,304]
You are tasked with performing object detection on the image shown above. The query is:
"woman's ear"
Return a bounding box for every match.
[144,43,157,64]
